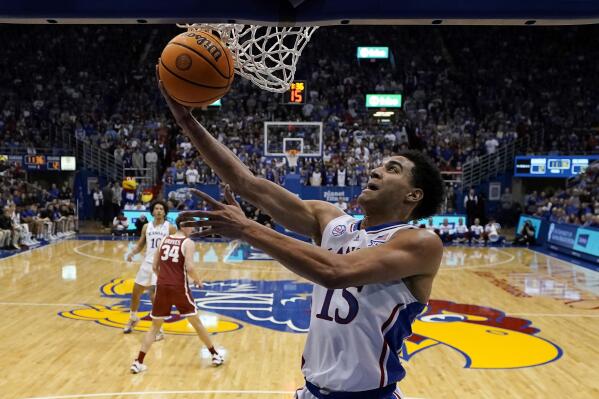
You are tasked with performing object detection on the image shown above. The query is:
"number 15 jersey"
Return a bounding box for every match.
[301,215,426,392]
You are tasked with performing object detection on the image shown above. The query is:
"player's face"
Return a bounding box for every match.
[358,156,421,213]
[152,204,165,219]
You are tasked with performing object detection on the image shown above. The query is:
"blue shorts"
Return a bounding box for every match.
[295,381,402,399]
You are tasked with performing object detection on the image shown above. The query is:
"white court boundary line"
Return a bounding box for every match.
[72,241,294,275]
[439,247,516,271]
[22,390,426,399]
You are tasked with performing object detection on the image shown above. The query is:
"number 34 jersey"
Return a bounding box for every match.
[156,235,189,287]
[302,215,426,392]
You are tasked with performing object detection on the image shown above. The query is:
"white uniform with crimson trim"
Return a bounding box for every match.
[296,215,427,399]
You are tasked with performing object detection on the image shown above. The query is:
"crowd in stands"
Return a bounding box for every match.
[0,160,78,249]
[2,25,599,236]
[523,161,599,227]
[2,25,599,193]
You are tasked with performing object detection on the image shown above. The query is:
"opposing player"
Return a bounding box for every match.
[130,214,224,373]
[158,67,444,398]
[124,201,176,336]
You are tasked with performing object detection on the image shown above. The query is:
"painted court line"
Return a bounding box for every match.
[0,301,83,307]
[22,391,426,399]
[440,248,516,271]
[72,240,294,274]
[510,313,599,318]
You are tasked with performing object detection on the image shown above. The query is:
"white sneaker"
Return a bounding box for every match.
[130,360,147,374]
[123,317,139,334]
[154,330,165,342]
[211,353,224,366]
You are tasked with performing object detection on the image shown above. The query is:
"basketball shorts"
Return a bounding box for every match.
[151,284,197,319]
[134,261,157,287]
[295,383,403,399]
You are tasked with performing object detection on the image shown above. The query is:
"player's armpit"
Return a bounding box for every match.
[325,229,443,288]
[237,177,344,238]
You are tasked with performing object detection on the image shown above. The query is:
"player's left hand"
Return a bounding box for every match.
[181,185,253,239]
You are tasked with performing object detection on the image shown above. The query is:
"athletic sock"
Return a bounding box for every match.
[137,351,146,363]
[208,346,218,355]
[130,311,139,319]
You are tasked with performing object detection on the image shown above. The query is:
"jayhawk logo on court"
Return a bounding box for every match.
[59,279,562,368]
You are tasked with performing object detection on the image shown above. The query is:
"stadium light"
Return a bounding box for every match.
[366,94,402,108]
[357,47,389,59]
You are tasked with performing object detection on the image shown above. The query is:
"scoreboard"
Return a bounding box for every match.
[514,155,599,178]
[282,81,306,104]
[2,154,76,171]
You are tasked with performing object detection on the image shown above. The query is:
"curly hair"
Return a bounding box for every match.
[149,200,169,216]
[396,150,445,220]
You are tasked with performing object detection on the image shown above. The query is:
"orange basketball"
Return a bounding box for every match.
[158,31,234,107]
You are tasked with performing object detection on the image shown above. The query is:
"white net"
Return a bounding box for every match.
[285,149,300,169]
[177,24,318,93]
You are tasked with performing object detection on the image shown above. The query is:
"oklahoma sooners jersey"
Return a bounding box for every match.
[156,235,189,286]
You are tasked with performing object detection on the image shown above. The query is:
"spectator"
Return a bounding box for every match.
[483,218,503,245]
[500,187,514,226]
[470,218,484,244]
[454,218,469,243]
[134,214,148,236]
[0,206,19,249]
[112,211,129,235]
[185,163,200,185]
[102,183,114,228]
[438,218,454,243]
[464,188,478,227]
[93,187,103,221]
[334,197,348,212]
[514,221,536,246]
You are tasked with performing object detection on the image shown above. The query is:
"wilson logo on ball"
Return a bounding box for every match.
[184,32,223,61]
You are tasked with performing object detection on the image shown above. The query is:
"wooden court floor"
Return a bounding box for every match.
[0,238,598,399]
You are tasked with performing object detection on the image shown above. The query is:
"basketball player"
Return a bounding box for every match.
[157,67,444,398]
[130,214,223,374]
[124,201,176,336]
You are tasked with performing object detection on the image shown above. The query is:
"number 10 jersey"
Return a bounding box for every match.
[302,215,426,392]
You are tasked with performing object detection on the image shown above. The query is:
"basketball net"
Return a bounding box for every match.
[177,24,318,93]
[285,149,300,169]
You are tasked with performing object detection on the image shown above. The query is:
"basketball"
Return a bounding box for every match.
[158,31,234,107]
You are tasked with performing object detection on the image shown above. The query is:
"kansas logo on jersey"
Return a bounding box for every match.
[59,279,561,368]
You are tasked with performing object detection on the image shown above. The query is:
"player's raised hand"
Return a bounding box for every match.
[155,62,193,126]
[181,186,252,239]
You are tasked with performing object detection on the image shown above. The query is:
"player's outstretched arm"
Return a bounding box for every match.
[126,224,148,262]
[182,189,443,289]
[152,237,165,275]
[156,65,343,239]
